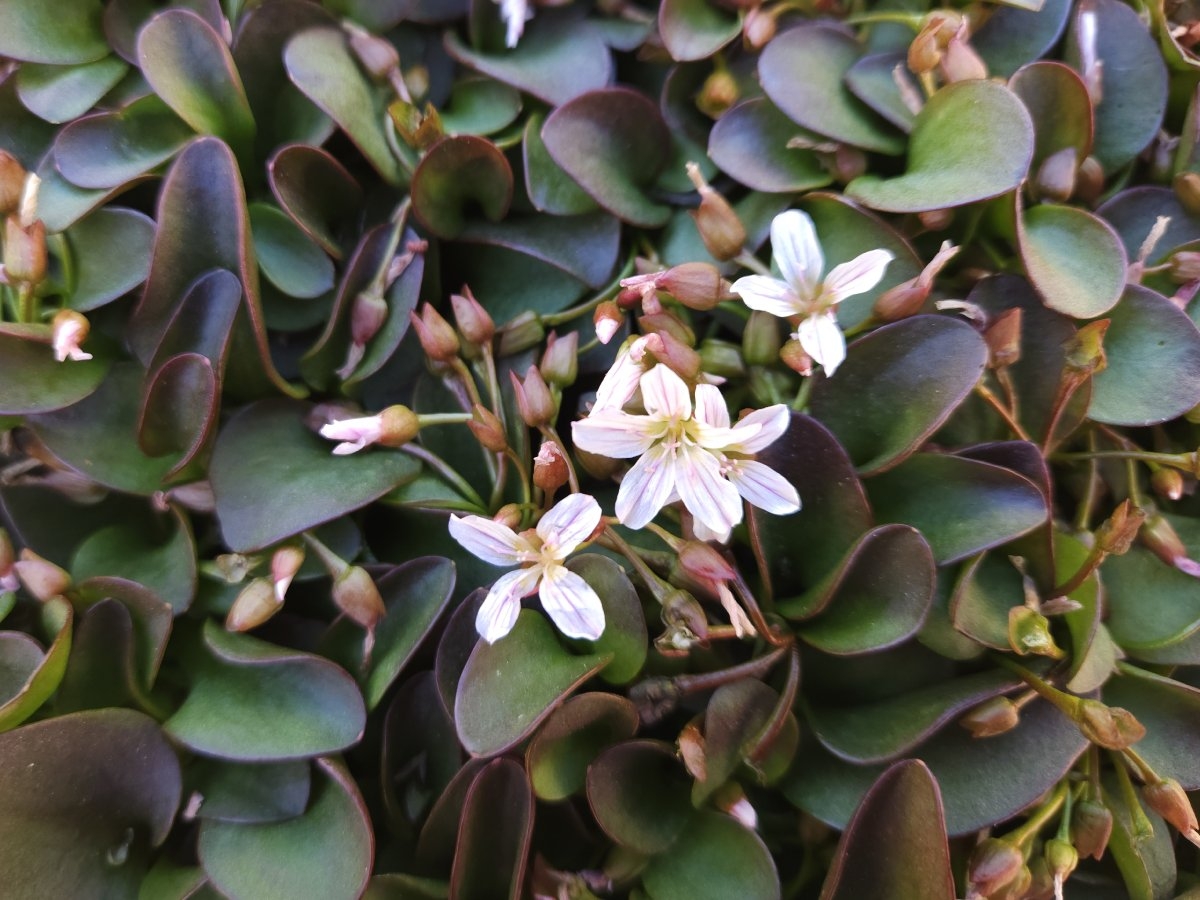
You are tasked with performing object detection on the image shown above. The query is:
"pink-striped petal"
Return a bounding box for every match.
[640,364,691,419]
[730,404,791,453]
[676,444,743,536]
[449,514,529,566]
[728,460,800,515]
[771,209,823,297]
[823,249,893,302]
[537,493,603,556]
[539,565,605,640]
[615,443,677,529]
[476,566,541,642]
[729,275,801,318]
[795,311,847,376]
[571,410,660,459]
[693,383,731,429]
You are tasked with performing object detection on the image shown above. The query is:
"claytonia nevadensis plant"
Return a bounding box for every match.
[572,363,799,540]
[449,493,605,643]
[731,210,894,376]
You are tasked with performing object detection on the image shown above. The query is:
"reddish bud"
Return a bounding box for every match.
[1142,778,1200,844]
[350,290,388,345]
[985,308,1022,368]
[332,565,386,629]
[873,281,928,322]
[593,301,624,344]
[5,216,45,283]
[450,285,495,346]
[675,541,737,593]
[907,22,943,75]
[1171,250,1200,283]
[532,440,570,493]
[659,262,728,311]
[696,68,739,119]
[1073,699,1146,750]
[959,696,1021,738]
[468,404,508,452]
[939,26,988,83]
[575,447,621,480]
[1151,467,1185,501]
[678,720,707,781]
[0,151,25,218]
[512,366,556,427]
[493,504,523,531]
[13,549,71,601]
[0,528,15,592]
[742,6,776,50]
[1141,512,1200,577]
[410,304,460,363]
[1071,797,1113,860]
[540,331,579,387]
[780,338,814,376]
[225,577,283,632]
[686,162,746,261]
[1177,171,1200,217]
[651,329,702,381]
[918,208,955,231]
[270,545,305,604]
[966,838,1025,899]
[1075,156,1106,205]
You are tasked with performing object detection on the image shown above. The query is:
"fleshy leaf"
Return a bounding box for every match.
[973,0,1072,78]
[1107,517,1200,651]
[641,812,780,900]
[249,202,335,299]
[565,555,647,685]
[0,0,108,64]
[456,610,610,757]
[380,672,461,835]
[448,759,533,900]
[456,211,619,290]
[439,77,522,136]
[708,99,833,194]
[199,758,372,900]
[527,693,639,801]
[164,621,366,761]
[0,330,108,415]
[587,740,695,854]
[843,52,918,133]
[71,513,197,613]
[658,0,740,62]
[693,679,780,804]
[1018,202,1126,318]
[523,110,598,215]
[411,135,513,239]
[15,56,128,124]
[817,761,954,900]
[845,80,1034,212]
[268,144,363,258]
[64,207,155,311]
[1104,669,1200,790]
[1009,61,1093,172]
[0,598,72,732]
[808,316,988,474]
[190,759,311,824]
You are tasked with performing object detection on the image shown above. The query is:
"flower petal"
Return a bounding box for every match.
[693,383,731,429]
[615,443,677,529]
[771,209,823,297]
[476,567,541,642]
[539,565,605,640]
[676,444,743,537]
[728,460,801,515]
[537,493,603,556]
[729,404,791,453]
[795,311,847,376]
[823,249,894,302]
[640,364,691,420]
[571,410,660,459]
[592,336,649,411]
[729,275,801,319]
[448,514,528,566]
[691,517,732,544]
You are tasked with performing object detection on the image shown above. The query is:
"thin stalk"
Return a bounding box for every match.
[399,443,487,511]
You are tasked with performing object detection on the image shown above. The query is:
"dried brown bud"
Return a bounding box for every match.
[225,577,283,632]
[512,366,556,427]
[0,151,26,218]
[959,695,1021,738]
[532,440,570,493]
[1071,797,1114,860]
[686,162,745,261]
[1142,778,1200,844]
[332,565,386,629]
[13,549,71,601]
[985,308,1023,369]
[450,285,495,346]
[1073,699,1146,750]
[5,216,46,284]
[410,304,460,363]
[1094,499,1145,555]
[966,838,1025,899]
[540,331,579,387]
[468,404,508,452]
[908,22,943,75]
[678,720,707,780]
[1151,467,1186,501]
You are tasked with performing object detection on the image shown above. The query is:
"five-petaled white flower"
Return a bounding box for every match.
[571,363,798,537]
[730,210,893,376]
[449,492,605,643]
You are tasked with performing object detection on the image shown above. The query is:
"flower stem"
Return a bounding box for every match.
[734,251,773,278]
[541,252,637,327]
[399,443,488,511]
[975,382,1032,442]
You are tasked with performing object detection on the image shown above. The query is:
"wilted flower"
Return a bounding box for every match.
[730,210,893,376]
[51,310,92,363]
[319,405,420,455]
[449,493,605,642]
[572,363,798,538]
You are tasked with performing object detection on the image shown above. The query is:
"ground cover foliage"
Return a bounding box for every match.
[4,0,1200,897]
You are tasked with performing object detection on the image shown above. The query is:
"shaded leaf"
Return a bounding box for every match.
[249,202,335,299]
[0,598,72,732]
[527,693,639,801]
[708,99,833,194]
[641,812,779,900]
[65,207,155,310]
[973,0,1072,78]
[16,56,128,124]
[411,135,512,239]
[587,740,694,854]
[1104,669,1200,790]
[268,144,363,258]
[0,330,108,415]
[658,0,740,62]
[449,759,533,900]
[191,759,310,824]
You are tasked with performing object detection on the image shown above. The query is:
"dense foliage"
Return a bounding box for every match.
[4,0,1200,898]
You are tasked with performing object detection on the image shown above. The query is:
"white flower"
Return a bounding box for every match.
[572,363,798,536]
[51,311,92,363]
[592,333,661,411]
[320,414,385,456]
[730,210,893,376]
[497,0,531,48]
[449,493,605,643]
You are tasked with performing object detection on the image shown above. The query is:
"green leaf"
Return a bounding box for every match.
[1104,774,1176,900]
[708,99,833,194]
[1009,61,1094,172]
[0,709,181,897]
[65,207,156,311]
[439,77,522,136]
[71,516,197,613]
[380,672,461,834]
[844,52,918,133]
[1104,669,1200,789]
[973,0,1072,78]
[1095,529,1200,651]
[523,110,598,215]
[284,28,404,185]
[75,577,173,693]
[456,211,619,290]
[199,758,372,900]
[527,693,639,801]
[642,812,780,900]
[0,329,108,415]
[190,759,310,824]
[137,10,255,156]
[759,24,904,155]
[164,621,366,761]
[1018,203,1126,319]
[0,0,107,64]
[817,761,954,900]
[249,202,335,300]
[541,88,672,228]
[867,454,1048,565]
[846,80,1034,212]
[0,598,72,732]
[693,679,780,804]
[809,316,988,474]
[210,400,421,552]
[268,144,363,259]
[16,56,128,124]
[658,0,741,62]
[448,759,533,900]
[411,135,513,239]
[455,610,610,757]
[1089,285,1200,425]
[566,555,647,685]
[587,740,695,854]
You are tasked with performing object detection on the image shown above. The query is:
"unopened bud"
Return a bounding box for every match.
[450,285,495,346]
[512,366,556,427]
[960,695,1021,738]
[678,719,707,780]
[0,151,25,218]
[4,216,46,283]
[332,565,386,629]
[829,144,867,184]
[1074,699,1146,749]
[873,281,928,321]
[639,311,694,346]
[410,304,460,363]
[1171,250,1200,283]
[1008,606,1065,659]
[714,782,758,830]
[780,338,814,376]
[350,290,388,345]
[1151,467,1185,501]
[1063,319,1109,375]
[652,329,702,380]
[225,577,283,632]
[389,99,443,151]
[1142,778,1200,844]
[742,6,777,50]
[493,504,523,530]
[532,440,570,492]
[575,447,621,480]
[1177,171,1200,217]
[918,208,954,231]
[1044,837,1077,897]
[1095,499,1145,554]
[698,338,745,379]
[992,865,1032,900]
[696,68,739,119]
[686,162,746,261]
[1035,148,1079,204]
[908,22,943,75]
[540,331,579,387]
[659,262,728,311]
[985,308,1022,368]
[659,589,709,652]
[966,838,1025,899]
[743,311,782,366]
[1074,156,1106,205]
[378,404,421,447]
[270,545,305,603]
[939,26,988,83]
[468,404,508,452]
[12,549,71,601]
[593,301,624,344]
[1141,512,1200,577]
[1071,797,1113,860]
[674,541,737,591]
[345,22,399,81]
[496,310,545,357]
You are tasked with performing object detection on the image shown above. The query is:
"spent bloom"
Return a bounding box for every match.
[572,363,799,539]
[319,405,420,455]
[51,310,92,362]
[730,210,893,376]
[449,493,605,643]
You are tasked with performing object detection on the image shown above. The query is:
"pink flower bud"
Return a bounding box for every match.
[225,577,283,632]
[686,162,745,261]
[13,548,71,601]
[468,404,508,452]
[511,366,556,427]
[593,301,624,344]
[450,285,495,346]
[332,565,386,629]
[540,331,578,387]
[270,545,305,603]
[532,440,570,492]
[410,304,460,363]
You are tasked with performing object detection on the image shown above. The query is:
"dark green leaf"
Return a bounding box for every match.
[641,812,779,900]
[411,135,512,239]
[527,692,638,801]
[708,99,833,194]
[16,56,128,124]
[190,759,310,824]
[449,759,533,900]
[587,740,695,854]
[0,0,107,64]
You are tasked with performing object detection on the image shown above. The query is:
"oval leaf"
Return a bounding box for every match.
[249,202,335,299]
[16,56,128,124]
[268,144,363,258]
[1018,202,1126,318]
[708,99,833,194]
[527,693,639,801]
[658,0,740,62]
[0,330,108,415]
[587,740,695,854]
[641,812,780,900]
[65,207,155,311]
[448,759,533,900]
[0,0,107,64]
[412,135,513,239]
